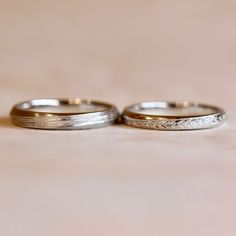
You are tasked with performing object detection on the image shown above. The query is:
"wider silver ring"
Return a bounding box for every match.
[11,98,119,130]
[122,101,227,130]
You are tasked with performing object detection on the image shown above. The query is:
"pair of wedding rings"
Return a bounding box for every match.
[10,98,227,131]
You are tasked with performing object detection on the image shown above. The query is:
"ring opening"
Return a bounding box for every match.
[129,102,219,117]
[17,99,109,114]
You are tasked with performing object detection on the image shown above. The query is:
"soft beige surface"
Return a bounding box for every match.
[0,1,236,235]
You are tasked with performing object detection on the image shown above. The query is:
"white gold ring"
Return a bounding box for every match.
[122,101,227,130]
[11,98,119,130]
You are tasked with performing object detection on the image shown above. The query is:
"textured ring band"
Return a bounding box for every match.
[11,98,119,130]
[122,101,227,130]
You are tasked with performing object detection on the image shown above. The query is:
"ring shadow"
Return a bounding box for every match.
[0,116,15,128]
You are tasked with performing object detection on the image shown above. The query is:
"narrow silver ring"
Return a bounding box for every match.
[122,101,227,130]
[11,98,119,130]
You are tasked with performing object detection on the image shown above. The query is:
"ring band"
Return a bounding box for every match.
[122,101,227,130]
[11,98,119,130]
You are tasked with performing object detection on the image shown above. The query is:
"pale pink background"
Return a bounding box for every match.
[0,1,236,235]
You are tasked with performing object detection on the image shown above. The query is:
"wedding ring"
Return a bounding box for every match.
[11,98,119,130]
[122,101,227,130]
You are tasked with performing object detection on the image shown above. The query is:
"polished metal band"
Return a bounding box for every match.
[122,101,227,130]
[11,98,119,130]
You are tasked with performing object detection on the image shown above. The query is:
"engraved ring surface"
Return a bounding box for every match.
[122,101,227,130]
[11,98,119,130]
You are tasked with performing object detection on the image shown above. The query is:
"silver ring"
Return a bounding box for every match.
[11,98,119,130]
[122,101,227,130]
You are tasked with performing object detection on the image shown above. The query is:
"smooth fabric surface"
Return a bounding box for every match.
[0,1,236,235]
